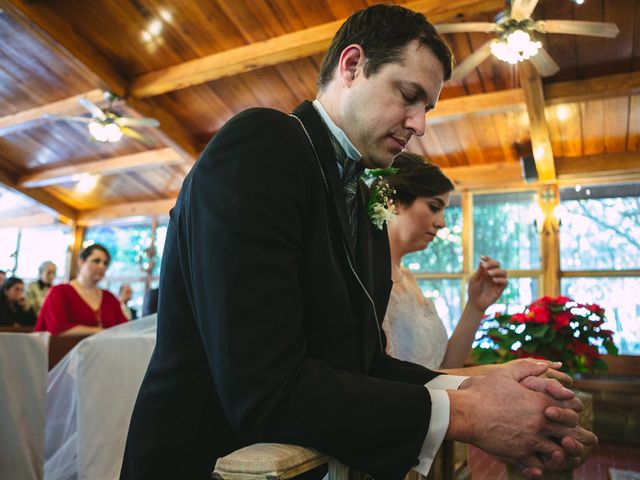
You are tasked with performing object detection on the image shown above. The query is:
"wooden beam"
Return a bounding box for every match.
[20,148,183,188]
[0,89,104,136]
[556,151,640,179]
[431,71,640,123]
[544,71,640,106]
[3,0,199,161]
[77,198,176,226]
[442,162,525,190]
[0,168,77,222]
[519,62,556,182]
[131,0,505,97]
[432,88,525,123]
[0,213,58,229]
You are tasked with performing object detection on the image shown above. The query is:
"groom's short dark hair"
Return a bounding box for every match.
[317,4,453,89]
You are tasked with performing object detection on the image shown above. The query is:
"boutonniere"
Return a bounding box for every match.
[363,167,398,230]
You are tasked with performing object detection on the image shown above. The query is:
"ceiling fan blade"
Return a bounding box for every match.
[534,20,619,38]
[42,113,93,124]
[120,126,156,147]
[115,116,160,128]
[435,22,497,34]
[450,40,493,82]
[529,48,560,77]
[510,0,539,20]
[78,97,108,120]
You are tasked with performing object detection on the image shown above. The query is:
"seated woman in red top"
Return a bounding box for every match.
[35,243,128,336]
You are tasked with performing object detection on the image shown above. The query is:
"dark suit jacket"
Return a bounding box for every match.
[121,101,442,480]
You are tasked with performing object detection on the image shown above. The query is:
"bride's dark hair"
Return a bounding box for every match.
[382,152,455,205]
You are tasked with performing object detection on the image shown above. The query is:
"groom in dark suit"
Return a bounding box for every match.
[121,5,595,480]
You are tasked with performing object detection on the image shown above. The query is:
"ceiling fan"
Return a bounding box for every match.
[44,92,160,144]
[436,0,620,81]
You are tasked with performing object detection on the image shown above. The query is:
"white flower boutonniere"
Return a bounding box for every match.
[365,167,398,230]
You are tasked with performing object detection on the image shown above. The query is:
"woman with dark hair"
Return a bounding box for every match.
[35,243,127,335]
[382,152,508,372]
[0,277,37,327]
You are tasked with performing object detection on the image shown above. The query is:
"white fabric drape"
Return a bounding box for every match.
[45,315,157,480]
[0,332,49,480]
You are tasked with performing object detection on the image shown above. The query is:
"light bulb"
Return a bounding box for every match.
[103,123,123,142]
[88,121,108,142]
[507,30,531,51]
[491,30,542,64]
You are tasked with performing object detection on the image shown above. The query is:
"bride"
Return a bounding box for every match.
[382,152,509,374]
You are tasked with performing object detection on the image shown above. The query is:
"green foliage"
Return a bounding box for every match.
[473,296,619,374]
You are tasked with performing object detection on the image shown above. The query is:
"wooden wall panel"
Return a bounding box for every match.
[602,0,636,74]
[579,99,605,156]
[627,95,640,151]
[603,96,631,153]
[536,0,577,83]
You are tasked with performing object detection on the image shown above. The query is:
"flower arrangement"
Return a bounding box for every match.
[364,167,398,230]
[473,296,619,373]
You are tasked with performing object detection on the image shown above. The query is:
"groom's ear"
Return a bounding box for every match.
[338,44,366,87]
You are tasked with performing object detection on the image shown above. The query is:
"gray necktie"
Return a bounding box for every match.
[329,134,363,250]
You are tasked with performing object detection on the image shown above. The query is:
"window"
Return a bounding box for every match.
[0,228,19,273]
[403,191,544,335]
[403,196,463,329]
[85,219,160,313]
[473,191,540,270]
[15,225,72,281]
[560,182,640,355]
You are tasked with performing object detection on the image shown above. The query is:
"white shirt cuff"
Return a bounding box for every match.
[412,376,468,476]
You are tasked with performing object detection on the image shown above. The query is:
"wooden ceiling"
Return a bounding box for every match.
[0,0,639,226]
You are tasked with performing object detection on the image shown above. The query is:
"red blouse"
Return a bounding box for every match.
[35,284,128,335]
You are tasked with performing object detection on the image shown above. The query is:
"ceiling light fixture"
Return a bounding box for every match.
[88,121,123,142]
[490,29,542,64]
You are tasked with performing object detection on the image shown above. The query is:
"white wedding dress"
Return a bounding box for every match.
[382,287,448,370]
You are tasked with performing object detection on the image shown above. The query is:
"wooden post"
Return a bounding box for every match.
[66,223,86,281]
[539,185,561,296]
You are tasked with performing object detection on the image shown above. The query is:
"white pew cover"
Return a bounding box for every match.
[45,316,156,480]
[0,332,49,480]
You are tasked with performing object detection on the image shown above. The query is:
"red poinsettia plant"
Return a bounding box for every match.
[473,296,619,374]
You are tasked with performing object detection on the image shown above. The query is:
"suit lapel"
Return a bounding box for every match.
[292,101,356,261]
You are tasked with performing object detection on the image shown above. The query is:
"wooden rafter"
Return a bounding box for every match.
[76,150,640,222]
[518,61,556,182]
[130,0,505,97]
[3,0,199,161]
[432,71,640,122]
[443,162,524,190]
[432,89,526,123]
[556,151,640,180]
[77,198,176,226]
[0,89,104,136]
[545,71,640,105]
[19,148,184,188]
[0,168,77,222]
